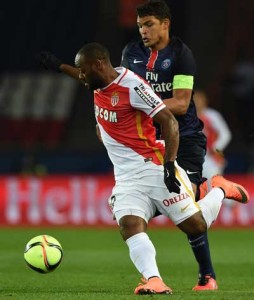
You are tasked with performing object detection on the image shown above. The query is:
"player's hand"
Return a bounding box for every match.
[37,51,62,72]
[164,161,181,194]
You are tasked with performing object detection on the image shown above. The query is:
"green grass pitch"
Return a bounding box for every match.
[0,227,254,300]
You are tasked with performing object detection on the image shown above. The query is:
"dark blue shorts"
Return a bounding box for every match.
[177,131,207,186]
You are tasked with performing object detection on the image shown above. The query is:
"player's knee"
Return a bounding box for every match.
[178,211,207,236]
[191,220,207,235]
[119,215,147,241]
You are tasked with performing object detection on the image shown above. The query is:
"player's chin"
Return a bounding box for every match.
[143,39,153,47]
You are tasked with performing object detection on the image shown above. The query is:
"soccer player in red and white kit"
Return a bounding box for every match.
[42,42,248,294]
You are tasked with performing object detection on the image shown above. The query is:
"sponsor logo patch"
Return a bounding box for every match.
[161,58,171,70]
[134,59,143,64]
[134,83,161,108]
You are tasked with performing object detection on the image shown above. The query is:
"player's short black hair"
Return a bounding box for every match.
[136,0,171,21]
[78,42,110,61]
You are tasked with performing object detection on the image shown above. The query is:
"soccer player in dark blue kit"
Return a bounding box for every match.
[120,0,218,290]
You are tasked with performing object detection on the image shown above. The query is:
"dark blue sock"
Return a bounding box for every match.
[188,232,216,279]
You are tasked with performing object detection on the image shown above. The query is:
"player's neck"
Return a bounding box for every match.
[104,69,119,86]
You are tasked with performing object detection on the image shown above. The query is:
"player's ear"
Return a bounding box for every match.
[95,59,104,70]
[162,19,170,30]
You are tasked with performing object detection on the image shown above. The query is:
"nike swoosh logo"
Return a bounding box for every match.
[186,170,198,175]
[181,204,190,212]
[134,59,143,64]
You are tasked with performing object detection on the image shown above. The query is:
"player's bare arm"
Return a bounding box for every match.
[163,88,192,115]
[153,107,181,194]
[59,64,80,81]
[153,107,179,162]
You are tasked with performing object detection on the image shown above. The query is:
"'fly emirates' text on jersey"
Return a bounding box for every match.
[94,67,166,181]
[121,36,203,137]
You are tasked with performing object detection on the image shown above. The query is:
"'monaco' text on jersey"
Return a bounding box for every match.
[95,104,118,122]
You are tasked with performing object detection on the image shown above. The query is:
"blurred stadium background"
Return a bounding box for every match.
[0,0,254,227]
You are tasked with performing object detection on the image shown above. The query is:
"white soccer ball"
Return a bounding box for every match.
[24,234,63,273]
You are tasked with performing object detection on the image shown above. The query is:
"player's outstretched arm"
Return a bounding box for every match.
[59,63,80,81]
[37,51,80,81]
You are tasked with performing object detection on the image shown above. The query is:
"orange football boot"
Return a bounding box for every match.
[134,277,172,295]
[192,275,218,291]
[199,175,249,203]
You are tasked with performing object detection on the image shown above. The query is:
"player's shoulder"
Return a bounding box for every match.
[171,36,193,56]
[116,67,143,85]
[122,39,145,57]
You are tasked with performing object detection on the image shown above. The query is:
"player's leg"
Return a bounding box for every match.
[156,162,226,232]
[160,162,249,291]
[199,174,249,203]
[177,132,218,290]
[182,180,249,231]
[109,185,172,295]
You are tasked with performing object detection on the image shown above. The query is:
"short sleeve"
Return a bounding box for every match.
[129,80,166,117]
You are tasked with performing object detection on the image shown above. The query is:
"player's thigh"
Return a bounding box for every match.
[109,185,157,225]
[155,162,201,225]
[177,132,206,185]
[177,210,207,235]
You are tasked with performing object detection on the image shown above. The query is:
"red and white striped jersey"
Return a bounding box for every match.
[94,67,166,181]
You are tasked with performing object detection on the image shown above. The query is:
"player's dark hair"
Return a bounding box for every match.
[137,0,171,21]
[78,42,110,62]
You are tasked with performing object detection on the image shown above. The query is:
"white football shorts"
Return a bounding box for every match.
[108,161,200,225]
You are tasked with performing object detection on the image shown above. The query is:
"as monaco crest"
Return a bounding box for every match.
[111,92,119,106]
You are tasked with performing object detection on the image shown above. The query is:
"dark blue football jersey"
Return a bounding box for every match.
[121,36,203,137]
